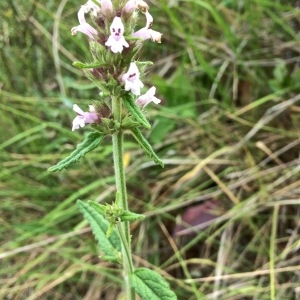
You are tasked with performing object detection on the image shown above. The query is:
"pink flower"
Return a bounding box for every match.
[133,12,162,43]
[122,62,144,95]
[123,0,149,14]
[123,0,137,14]
[105,17,129,53]
[97,0,113,15]
[136,86,161,108]
[133,28,162,43]
[72,104,99,131]
[71,1,99,40]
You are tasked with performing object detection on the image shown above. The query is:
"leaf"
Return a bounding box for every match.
[48,131,104,172]
[87,200,106,216]
[77,200,121,257]
[130,128,164,167]
[73,61,106,69]
[120,210,145,222]
[88,200,144,222]
[130,268,177,300]
[123,94,151,129]
[100,255,121,263]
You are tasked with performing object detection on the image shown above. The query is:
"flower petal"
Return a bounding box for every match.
[136,86,161,108]
[72,104,99,131]
[71,23,97,39]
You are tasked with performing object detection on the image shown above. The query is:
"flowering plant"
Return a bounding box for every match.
[49,0,176,299]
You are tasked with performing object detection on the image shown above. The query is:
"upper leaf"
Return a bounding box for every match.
[120,210,145,222]
[129,268,177,300]
[77,200,121,257]
[123,93,151,129]
[48,131,104,172]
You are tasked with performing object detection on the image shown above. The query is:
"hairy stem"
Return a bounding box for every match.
[112,96,135,300]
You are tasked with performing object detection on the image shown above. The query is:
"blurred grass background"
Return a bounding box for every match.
[1,0,300,299]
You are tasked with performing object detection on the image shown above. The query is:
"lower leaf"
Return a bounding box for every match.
[129,268,177,300]
[77,200,121,258]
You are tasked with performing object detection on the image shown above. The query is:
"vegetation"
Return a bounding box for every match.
[1,0,300,299]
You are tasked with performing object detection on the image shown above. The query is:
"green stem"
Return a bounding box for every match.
[112,96,135,300]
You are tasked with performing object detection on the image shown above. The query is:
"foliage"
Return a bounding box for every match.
[1,0,300,299]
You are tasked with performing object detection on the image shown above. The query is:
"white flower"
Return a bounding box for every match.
[72,104,99,131]
[133,28,162,43]
[122,62,144,95]
[71,1,99,39]
[136,86,161,108]
[105,17,129,53]
[133,12,162,43]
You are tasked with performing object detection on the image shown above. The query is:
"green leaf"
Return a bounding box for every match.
[120,210,145,222]
[130,268,177,300]
[123,94,151,129]
[77,200,121,257]
[87,200,106,216]
[131,128,164,167]
[100,255,121,263]
[88,200,144,222]
[73,61,106,69]
[48,131,104,172]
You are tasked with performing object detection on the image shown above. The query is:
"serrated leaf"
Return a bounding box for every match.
[120,210,145,222]
[131,128,164,167]
[48,131,104,172]
[73,61,106,69]
[123,94,151,129]
[87,200,106,216]
[77,200,121,257]
[130,268,177,300]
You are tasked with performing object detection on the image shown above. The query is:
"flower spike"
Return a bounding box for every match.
[122,62,144,95]
[105,17,129,53]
